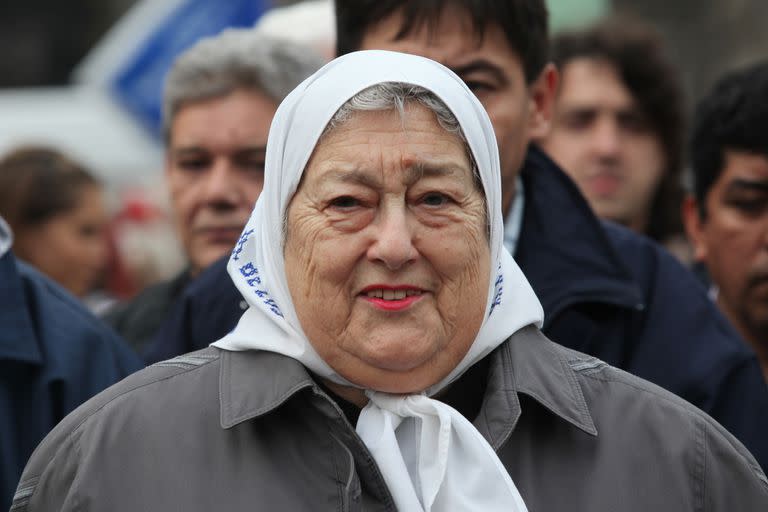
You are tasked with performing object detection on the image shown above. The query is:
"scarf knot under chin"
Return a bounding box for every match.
[358,390,528,511]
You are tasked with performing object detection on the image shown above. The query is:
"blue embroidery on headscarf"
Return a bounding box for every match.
[238,262,262,285]
[490,265,503,315]
[231,229,254,261]
[263,298,282,316]
[237,261,284,317]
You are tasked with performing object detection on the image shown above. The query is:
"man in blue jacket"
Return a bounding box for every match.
[144,0,768,470]
[0,217,143,511]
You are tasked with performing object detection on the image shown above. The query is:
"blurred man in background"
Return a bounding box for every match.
[538,18,688,260]
[0,213,142,511]
[105,28,324,352]
[683,61,768,381]
[142,0,334,363]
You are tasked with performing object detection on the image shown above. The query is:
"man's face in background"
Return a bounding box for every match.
[685,150,768,349]
[166,89,277,276]
[539,57,665,234]
[358,4,556,215]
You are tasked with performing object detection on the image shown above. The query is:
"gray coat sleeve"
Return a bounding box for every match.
[703,418,768,510]
[11,428,82,511]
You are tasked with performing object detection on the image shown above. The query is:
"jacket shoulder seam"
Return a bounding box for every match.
[17,354,220,499]
[580,367,768,493]
[69,355,219,434]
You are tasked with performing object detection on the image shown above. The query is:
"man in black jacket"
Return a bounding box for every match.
[145,0,768,470]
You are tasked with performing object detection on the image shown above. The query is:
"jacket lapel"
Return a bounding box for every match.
[219,349,315,429]
[478,326,598,451]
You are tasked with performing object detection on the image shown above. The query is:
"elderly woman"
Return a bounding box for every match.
[13,51,767,511]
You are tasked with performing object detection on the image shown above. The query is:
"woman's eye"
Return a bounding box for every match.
[421,193,451,207]
[329,196,360,209]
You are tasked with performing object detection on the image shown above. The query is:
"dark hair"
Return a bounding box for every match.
[690,60,768,218]
[551,17,685,242]
[335,0,549,84]
[0,146,100,230]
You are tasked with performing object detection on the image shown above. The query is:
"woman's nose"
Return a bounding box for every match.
[367,204,418,270]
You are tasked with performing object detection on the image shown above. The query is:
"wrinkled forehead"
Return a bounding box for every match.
[271,51,498,198]
[309,105,473,177]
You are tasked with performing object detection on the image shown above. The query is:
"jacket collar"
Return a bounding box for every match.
[476,325,597,450]
[514,146,643,326]
[218,326,597,441]
[219,349,316,428]
[0,251,43,364]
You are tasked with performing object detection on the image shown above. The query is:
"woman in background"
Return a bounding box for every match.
[0,146,109,299]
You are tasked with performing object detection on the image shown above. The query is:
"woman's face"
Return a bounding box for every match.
[17,184,109,297]
[284,104,490,393]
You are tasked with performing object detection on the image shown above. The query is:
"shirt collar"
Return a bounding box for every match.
[0,215,13,258]
[218,326,597,440]
[503,176,524,253]
[0,251,44,364]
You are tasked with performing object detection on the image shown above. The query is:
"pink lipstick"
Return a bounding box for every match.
[360,285,424,311]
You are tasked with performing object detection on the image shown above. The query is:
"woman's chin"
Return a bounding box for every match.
[353,375,432,395]
[358,341,439,373]
[343,356,448,394]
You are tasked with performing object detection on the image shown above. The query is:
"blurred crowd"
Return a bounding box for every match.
[2,0,768,510]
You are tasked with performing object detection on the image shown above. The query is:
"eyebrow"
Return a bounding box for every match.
[451,59,508,86]
[324,162,465,187]
[725,178,768,193]
[406,163,464,183]
[171,145,267,156]
[560,103,642,116]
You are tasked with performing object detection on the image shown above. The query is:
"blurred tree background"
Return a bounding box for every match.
[613,0,768,108]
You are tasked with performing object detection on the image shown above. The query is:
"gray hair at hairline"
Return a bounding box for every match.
[296,82,488,242]
[323,82,482,189]
[162,28,325,141]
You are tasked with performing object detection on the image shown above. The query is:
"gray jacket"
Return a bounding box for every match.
[12,326,768,511]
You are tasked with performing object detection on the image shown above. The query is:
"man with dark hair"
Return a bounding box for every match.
[151,0,768,470]
[538,17,686,255]
[683,60,768,381]
[337,0,553,216]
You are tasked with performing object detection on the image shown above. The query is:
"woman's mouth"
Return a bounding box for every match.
[360,286,424,311]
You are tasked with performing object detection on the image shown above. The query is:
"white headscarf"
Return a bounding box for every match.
[214,50,543,511]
